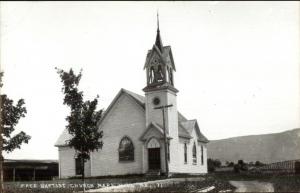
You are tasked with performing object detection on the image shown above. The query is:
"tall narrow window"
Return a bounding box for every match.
[167,142,170,162]
[201,145,204,165]
[184,143,187,164]
[192,142,197,164]
[75,157,82,175]
[119,136,134,161]
[157,65,164,82]
[149,67,155,84]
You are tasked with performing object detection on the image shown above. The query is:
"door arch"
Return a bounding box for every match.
[147,138,161,170]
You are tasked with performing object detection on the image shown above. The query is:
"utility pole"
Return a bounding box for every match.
[154,104,173,177]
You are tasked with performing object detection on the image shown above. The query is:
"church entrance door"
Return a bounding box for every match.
[148,148,161,170]
[147,138,161,170]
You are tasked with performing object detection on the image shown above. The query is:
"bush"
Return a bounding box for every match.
[233,160,248,173]
[207,158,222,172]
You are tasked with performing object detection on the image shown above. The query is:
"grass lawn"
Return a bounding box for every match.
[137,175,235,193]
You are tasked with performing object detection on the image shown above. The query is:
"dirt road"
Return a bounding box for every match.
[229,180,274,192]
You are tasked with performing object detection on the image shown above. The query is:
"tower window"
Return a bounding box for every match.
[184,143,187,164]
[149,67,155,84]
[119,136,134,161]
[156,65,164,82]
[192,142,197,164]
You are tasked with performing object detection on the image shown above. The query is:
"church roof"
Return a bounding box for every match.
[55,89,208,147]
[139,122,172,141]
[123,89,208,142]
[180,120,209,143]
[144,46,176,71]
[55,125,72,147]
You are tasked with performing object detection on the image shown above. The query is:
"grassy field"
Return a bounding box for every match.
[211,172,300,192]
[3,173,300,192]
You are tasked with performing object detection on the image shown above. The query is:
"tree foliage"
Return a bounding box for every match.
[233,159,248,173]
[207,158,222,172]
[56,68,103,163]
[0,72,31,193]
[0,72,31,153]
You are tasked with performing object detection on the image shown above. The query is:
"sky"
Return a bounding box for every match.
[0,1,299,160]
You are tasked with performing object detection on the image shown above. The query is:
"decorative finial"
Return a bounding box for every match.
[157,10,160,32]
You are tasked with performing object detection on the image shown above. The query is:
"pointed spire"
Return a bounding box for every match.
[157,11,160,32]
[155,11,163,52]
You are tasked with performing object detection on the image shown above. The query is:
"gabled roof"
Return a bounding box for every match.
[181,120,209,143]
[55,89,208,147]
[178,123,192,139]
[144,46,176,71]
[139,122,171,141]
[123,90,208,142]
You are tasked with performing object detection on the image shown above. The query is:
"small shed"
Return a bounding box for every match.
[3,159,58,181]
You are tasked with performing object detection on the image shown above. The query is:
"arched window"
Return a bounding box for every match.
[149,66,155,84]
[119,136,134,161]
[157,65,164,82]
[184,143,187,164]
[192,142,197,164]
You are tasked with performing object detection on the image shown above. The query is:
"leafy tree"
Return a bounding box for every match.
[234,159,248,173]
[0,72,31,193]
[255,161,265,167]
[56,68,103,184]
[226,161,234,167]
[207,158,222,172]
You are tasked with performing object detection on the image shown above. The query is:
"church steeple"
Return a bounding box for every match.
[155,12,163,52]
[143,14,177,93]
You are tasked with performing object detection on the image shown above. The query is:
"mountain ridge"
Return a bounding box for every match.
[207,128,300,164]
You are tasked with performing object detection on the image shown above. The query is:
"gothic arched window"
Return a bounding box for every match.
[149,66,155,84]
[157,65,164,82]
[184,143,187,164]
[119,136,134,161]
[169,69,173,85]
[192,142,197,164]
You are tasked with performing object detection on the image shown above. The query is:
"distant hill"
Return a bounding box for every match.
[207,128,300,164]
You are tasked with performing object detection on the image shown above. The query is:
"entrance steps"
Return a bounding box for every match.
[146,170,161,176]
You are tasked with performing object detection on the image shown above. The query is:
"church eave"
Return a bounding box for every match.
[143,83,178,93]
[179,135,192,139]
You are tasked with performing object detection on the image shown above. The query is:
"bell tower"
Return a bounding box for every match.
[143,14,178,138]
[143,15,176,90]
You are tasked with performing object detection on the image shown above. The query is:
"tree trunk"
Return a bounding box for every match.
[0,149,3,192]
[0,127,3,193]
[0,155,3,193]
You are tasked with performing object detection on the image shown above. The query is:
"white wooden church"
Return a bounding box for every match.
[55,20,209,178]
